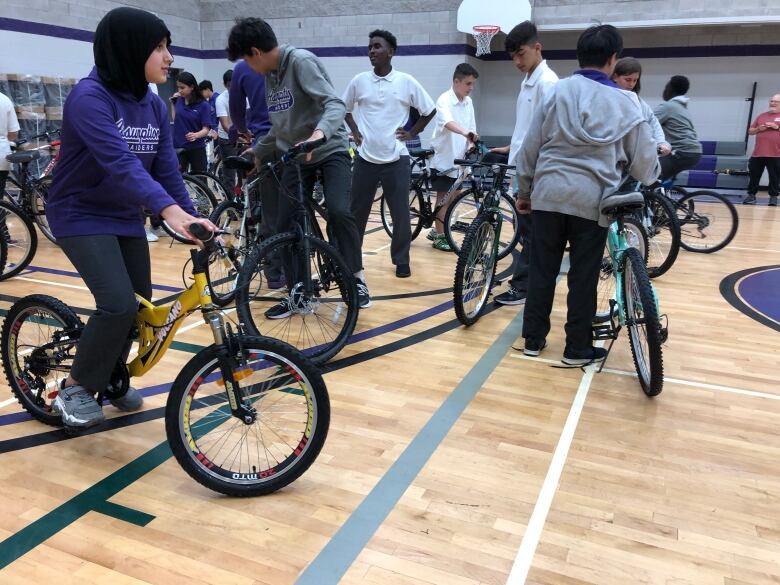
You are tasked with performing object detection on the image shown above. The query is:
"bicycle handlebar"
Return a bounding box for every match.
[282,136,327,162]
[189,223,215,245]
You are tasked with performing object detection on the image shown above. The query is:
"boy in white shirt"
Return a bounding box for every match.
[429,63,479,251]
[214,69,236,188]
[345,29,436,278]
[0,91,20,193]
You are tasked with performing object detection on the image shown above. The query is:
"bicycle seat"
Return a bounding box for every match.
[223,155,255,171]
[5,150,41,164]
[409,148,434,159]
[599,191,645,216]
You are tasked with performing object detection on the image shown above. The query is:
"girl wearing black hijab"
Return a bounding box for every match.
[46,7,216,429]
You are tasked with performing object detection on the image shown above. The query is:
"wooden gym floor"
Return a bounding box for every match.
[0,198,778,584]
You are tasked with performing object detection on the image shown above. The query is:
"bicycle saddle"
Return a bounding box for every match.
[6,150,41,164]
[223,155,255,171]
[599,191,645,216]
[409,148,434,159]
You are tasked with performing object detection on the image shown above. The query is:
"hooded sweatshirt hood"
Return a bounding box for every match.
[94,7,172,101]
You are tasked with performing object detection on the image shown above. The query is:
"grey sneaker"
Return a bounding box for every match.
[742,194,757,205]
[109,386,144,412]
[769,196,778,207]
[52,384,105,428]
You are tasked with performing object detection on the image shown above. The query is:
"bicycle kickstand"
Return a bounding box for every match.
[597,337,617,374]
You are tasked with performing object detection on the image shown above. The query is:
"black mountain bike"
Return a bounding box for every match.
[233,139,359,364]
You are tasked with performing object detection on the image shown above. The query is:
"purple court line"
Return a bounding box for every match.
[26,265,183,293]
[0,298,457,428]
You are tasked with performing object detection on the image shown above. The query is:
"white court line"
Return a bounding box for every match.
[17,276,89,291]
[0,397,17,408]
[509,352,780,401]
[724,245,780,254]
[506,351,601,584]
[368,243,391,254]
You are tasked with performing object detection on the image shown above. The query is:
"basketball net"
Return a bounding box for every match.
[473,25,500,56]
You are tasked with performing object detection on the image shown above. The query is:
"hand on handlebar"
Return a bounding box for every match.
[160,205,218,246]
[294,129,326,162]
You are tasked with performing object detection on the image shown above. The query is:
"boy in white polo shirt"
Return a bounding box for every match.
[0,91,20,194]
[429,63,479,251]
[345,29,436,278]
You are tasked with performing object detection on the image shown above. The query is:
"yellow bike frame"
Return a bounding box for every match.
[127,272,214,377]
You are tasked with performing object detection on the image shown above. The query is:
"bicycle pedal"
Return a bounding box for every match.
[591,323,617,340]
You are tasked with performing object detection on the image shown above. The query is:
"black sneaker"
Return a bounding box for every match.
[356,279,371,308]
[562,346,608,366]
[770,196,778,207]
[395,264,411,278]
[742,194,757,205]
[523,338,547,357]
[264,298,294,319]
[495,286,527,306]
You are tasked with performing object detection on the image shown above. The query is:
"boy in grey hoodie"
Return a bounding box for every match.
[227,18,370,310]
[516,24,659,365]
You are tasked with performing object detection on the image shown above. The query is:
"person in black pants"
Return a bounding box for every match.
[172,71,211,172]
[744,94,780,206]
[515,25,659,365]
[44,8,216,430]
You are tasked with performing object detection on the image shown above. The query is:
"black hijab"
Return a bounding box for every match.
[93,7,172,100]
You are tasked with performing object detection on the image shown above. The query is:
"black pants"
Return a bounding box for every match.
[278,151,362,274]
[747,156,780,197]
[58,235,151,393]
[659,151,701,182]
[217,138,238,189]
[178,147,208,173]
[509,213,532,292]
[351,155,411,266]
[255,150,283,280]
[523,210,607,352]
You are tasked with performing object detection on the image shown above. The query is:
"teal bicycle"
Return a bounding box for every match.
[593,192,667,396]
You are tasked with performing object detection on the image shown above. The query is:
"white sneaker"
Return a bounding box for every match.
[145,227,159,242]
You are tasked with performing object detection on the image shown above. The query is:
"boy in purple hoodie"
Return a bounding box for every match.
[46,7,216,430]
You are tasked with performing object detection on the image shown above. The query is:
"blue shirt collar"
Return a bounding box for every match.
[573,69,619,88]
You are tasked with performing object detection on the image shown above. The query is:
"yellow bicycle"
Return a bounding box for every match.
[1,225,329,496]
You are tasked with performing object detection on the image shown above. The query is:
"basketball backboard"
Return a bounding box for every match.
[456,0,532,34]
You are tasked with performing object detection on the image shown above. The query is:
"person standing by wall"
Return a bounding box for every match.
[172,71,211,172]
[744,94,780,206]
[344,29,436,278]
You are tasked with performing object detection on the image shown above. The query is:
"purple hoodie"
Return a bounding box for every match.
[47,68,195,238]
[228,60,271,138]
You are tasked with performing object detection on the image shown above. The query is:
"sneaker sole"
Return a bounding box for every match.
[52,398,105,428]
[561,355,606,366]
[265,310,295,320]
[523,348,542,356]
[359,300,372,309]
[496,298,526,306]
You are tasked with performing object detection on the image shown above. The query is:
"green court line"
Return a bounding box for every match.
[93,501,156,527]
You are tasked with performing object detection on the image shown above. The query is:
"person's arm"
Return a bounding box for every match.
[397,81,437,141]
[345,113,362,146]
[652,101,669,124]
[252,127,278,162]
[294,56,346,141]
[6,104,19,142]
[625,121,661,186]
[515,98,547,206]
[229,69,248,135]
[643,101,671,154]
[748,116,768,135]
[215,95,231,134]
[342,79,363,145]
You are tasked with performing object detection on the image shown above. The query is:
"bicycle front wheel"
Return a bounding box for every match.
[453,213,498,326]
[235,232,359,364]
[0,294,83,425]
[643,190,680,278]
[444,190,520,259]
[188,170,231,204]
[622,247,664,397]
[166,335,329,496]
[380,187,425,241]
[674,190,738,253]
[0,200,37,280]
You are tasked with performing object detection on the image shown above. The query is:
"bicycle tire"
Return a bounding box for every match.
[453,213,498,326]
[29,176,56,245]
[0,200,38,280]
[622,247,664,397]
[380,187,424,241]
[643,190,681,278]
[235,231,359,364]
[444,190,521,260]
[188,170,231,204]
[595,216,647,323]
[207,200,250,306]
[165,335,329,496]
[161,175,218,244]
[1,294,83,425]
[675,190,738,253]
[0,220,7,276]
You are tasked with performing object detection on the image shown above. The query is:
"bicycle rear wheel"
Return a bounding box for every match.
[674,190,738,253]
[188,170,231,204]
[642,190,681,278]
[622,247,664,397]
[161,175,218,244]
[444,190,520,259]
[595,217,647,323]
[380,187,424,241]
[0,200,37,280]
[30,176,56,245]
[235,232,359,364]
[0,294,83,425]
[453,213,498,326]
[165,335,329,496]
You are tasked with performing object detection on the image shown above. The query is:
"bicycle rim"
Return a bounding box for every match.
[454,216,497,325]
[676,191,738,252]
[0,201,37,279]
[170,343,325,493]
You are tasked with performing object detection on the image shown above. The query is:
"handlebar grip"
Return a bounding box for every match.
[188,223,214,243]
[299,136,327,154]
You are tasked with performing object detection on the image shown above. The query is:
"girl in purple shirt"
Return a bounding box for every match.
[46,7,216,429]
[172,71,211,172]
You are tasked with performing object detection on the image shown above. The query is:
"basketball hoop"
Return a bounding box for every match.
[473,25,500,56]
